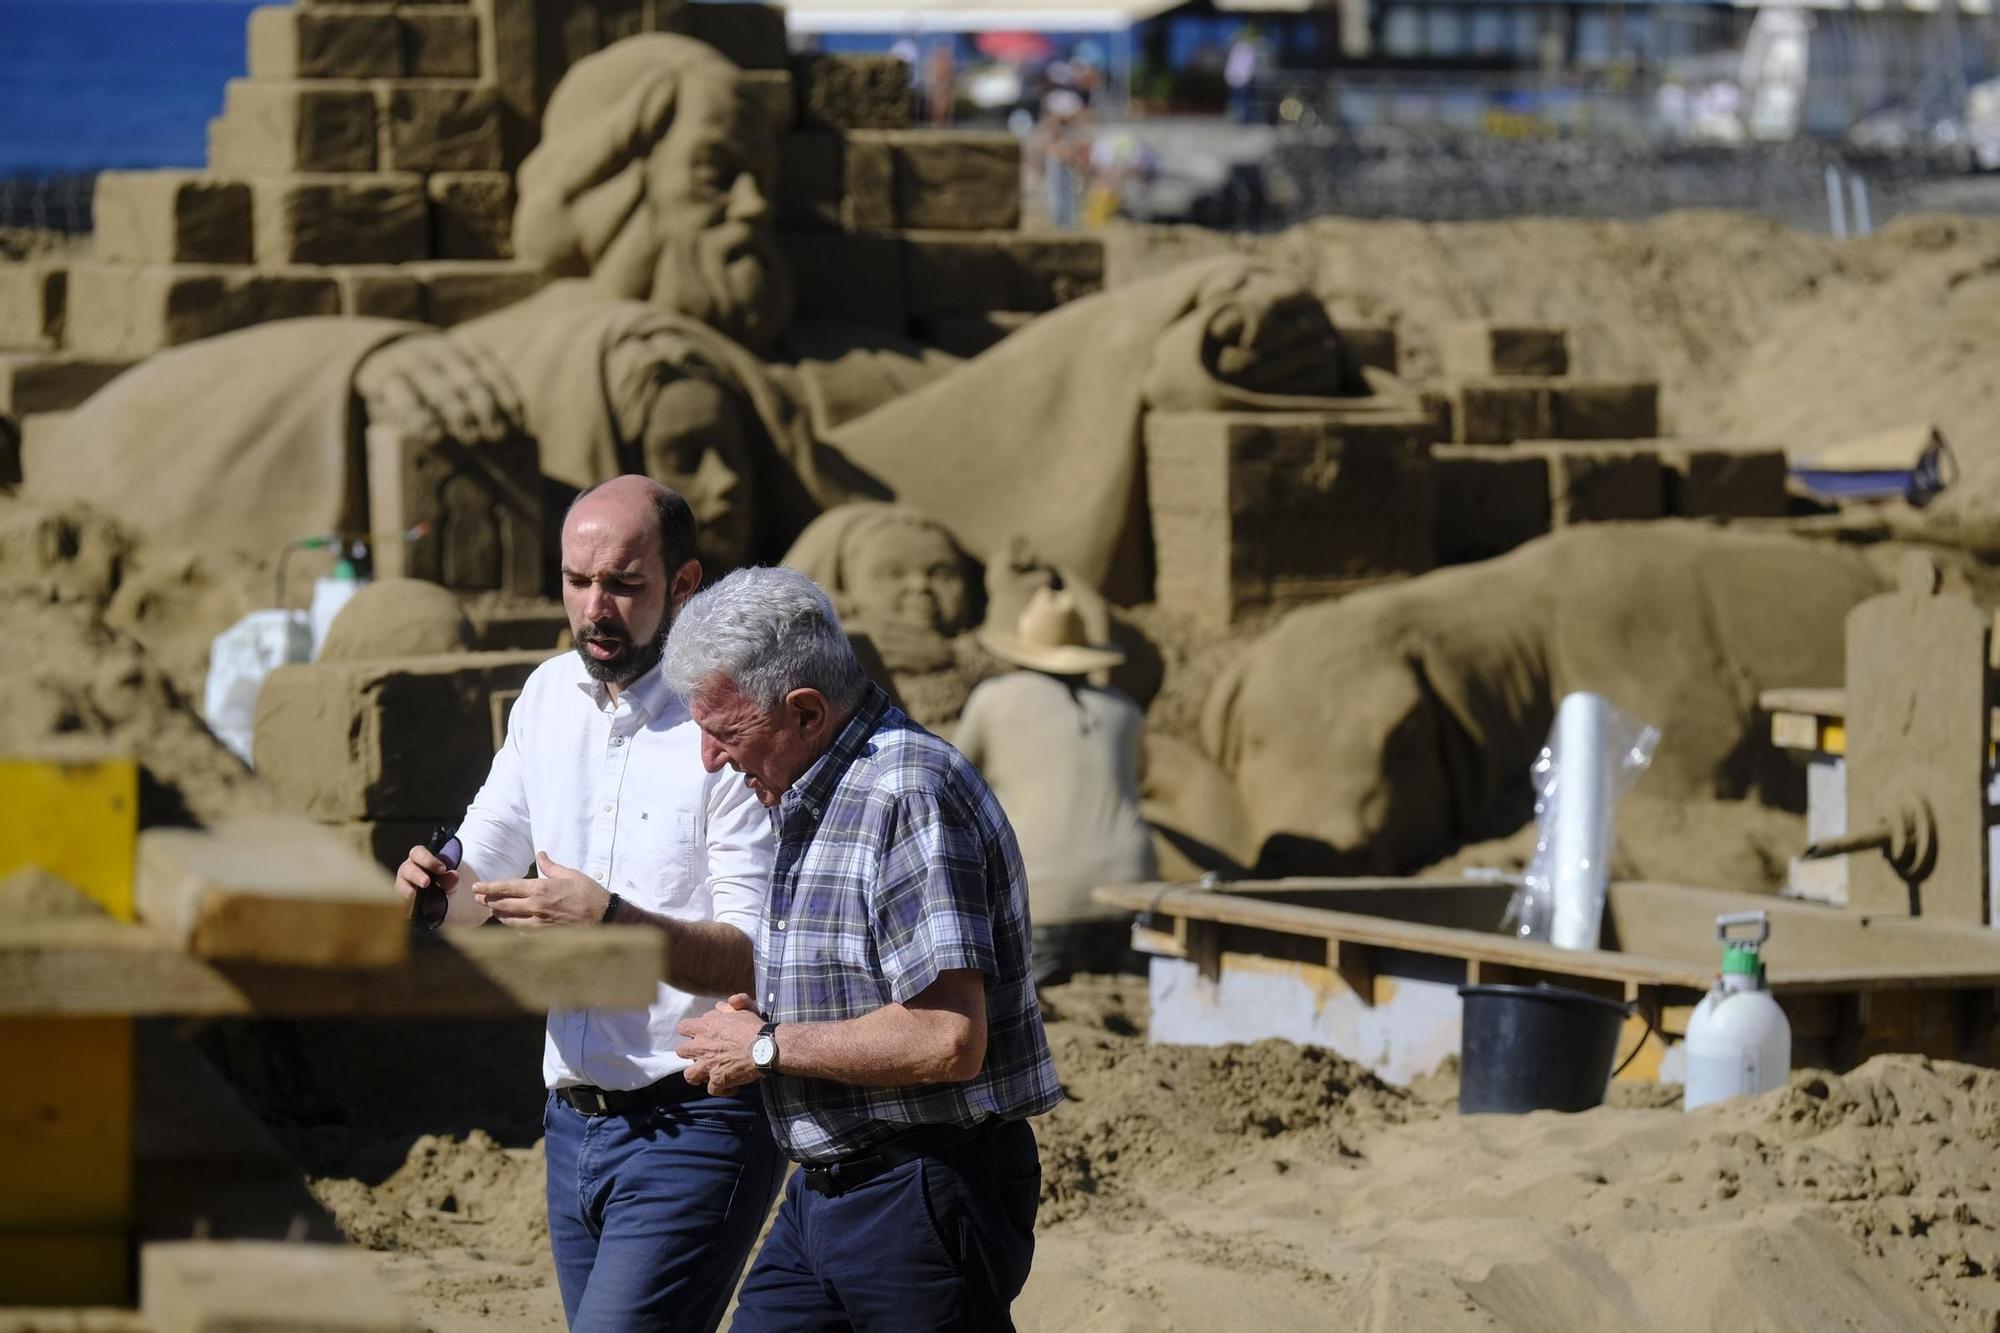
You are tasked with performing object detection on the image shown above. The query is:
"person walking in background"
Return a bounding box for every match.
[669,566,1059,1331]
[957,582,1156,986]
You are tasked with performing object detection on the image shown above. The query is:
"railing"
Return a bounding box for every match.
[0,175,96,235]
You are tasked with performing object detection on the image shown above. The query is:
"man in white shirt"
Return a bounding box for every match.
[394,475,779,1333]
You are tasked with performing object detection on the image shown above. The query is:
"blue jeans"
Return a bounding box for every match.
[545,1086,784,1333]
[730,1118,1041,1332]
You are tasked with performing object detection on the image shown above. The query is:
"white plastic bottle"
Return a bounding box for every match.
[308,547,367,660]
[1684,911,1792,1110]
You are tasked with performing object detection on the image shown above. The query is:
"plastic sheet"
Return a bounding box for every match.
[1506,692,1660,949]
[203,609,312,765]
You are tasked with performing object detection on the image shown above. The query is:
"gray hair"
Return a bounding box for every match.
[664,566,869,713]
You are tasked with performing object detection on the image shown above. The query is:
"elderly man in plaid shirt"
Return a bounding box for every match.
[669,565,1060,1331]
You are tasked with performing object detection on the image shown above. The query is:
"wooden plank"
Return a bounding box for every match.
[1094,884,1713,989]
[142,1242,409,1332]
[1332,940,1376,1006]
[0,754,138,920]
[0,1018,132,1230]
[136,816,408,968]
[0,1230,132,1307]
[1758,687,1846,719]
[0,918,666,1017]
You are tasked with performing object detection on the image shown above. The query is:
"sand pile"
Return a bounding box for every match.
[303,977,2000,1332]
[0,497,276,822]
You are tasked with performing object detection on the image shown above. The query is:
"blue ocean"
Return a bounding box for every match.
[0,0,257,177]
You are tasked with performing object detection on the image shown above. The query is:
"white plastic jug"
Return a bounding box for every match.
[1684,911,1792,1110]
[308,553,367,659]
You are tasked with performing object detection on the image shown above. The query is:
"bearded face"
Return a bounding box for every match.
[514,36,796,352]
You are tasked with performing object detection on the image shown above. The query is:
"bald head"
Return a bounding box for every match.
[561,476,701,689]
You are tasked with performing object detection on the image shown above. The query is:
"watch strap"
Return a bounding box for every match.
[600,891,623,924]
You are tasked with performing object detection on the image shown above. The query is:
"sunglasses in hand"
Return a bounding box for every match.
[413,825,462,931]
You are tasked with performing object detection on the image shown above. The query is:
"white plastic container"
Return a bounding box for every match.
[1684,911,1792,1110]
[307,554,366,659]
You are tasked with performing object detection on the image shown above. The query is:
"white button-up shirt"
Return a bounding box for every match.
[453,651,774,1091]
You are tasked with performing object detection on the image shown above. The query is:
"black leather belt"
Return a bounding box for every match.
[555,1075,709,1117]
[801,1120,998,1198]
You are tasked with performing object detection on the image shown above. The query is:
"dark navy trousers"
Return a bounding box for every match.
[730,1118,1042,1333]
[545,1086,784,1333]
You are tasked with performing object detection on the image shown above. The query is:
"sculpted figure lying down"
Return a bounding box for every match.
[27,35,1378,605]
[1202,524,1891,875]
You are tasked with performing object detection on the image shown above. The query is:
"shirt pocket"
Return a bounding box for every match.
[616,805,698,910]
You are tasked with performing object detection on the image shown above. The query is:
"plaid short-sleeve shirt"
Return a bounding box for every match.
[756,683,1062,1164]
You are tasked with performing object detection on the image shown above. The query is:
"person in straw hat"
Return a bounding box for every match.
[956,579,1158,986]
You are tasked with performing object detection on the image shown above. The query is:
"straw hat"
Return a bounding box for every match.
[978,585,1125,675]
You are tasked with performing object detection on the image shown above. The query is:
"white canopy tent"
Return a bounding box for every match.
[778,0,1183,34]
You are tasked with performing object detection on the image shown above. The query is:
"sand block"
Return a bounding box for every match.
[247,5,401,80]
[330,264,425,320]
[252,651,547,821]
[400,6,482,77]
[410,259,548,325]
[1343,325,1398,374]
[1534,443,1665,524]
[779,232,906,330]
[1438,321,1569,377]
[910,311,1035,358]
[427,171,514,259]
[0,263,67,351]
[1449,378,1550,445]
[1660,444,1788,518]
[65,263,340,358]
[665,2,789,69]
[208,79,378,173]
[0,353,133,417]
[380,80,504,172]
[92,172,253,265]
[1549,380,1659,440]
[1146,408,1437,626]
[791,52,911,131]
[136,816,407,968]
[776,132,844,229]
[1431,445,1552,564]
[254,173,428,265]
[844,130,1020,231]
[740,70,797,137]
[366,423,544,595]
[903,232,1104,317]
[142,1242,411,1333]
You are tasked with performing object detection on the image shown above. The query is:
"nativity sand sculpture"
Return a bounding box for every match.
[28,34,1380,607]
[1203,523,1892,876]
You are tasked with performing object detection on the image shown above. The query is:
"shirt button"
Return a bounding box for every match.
[766,993,776,1005]
[601,804,612,813]
[613,737,625,747]
[776,920,786,931]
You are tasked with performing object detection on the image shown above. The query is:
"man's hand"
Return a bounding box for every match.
[472,851,612,927]
[393,843,458,910]
[676,994,763,1094]
[355,332,525,448]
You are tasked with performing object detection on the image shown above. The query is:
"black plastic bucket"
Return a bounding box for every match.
[1457,983,1633,1114]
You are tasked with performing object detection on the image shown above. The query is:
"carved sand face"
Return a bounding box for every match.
[645,74,791,351]
[638,376,757,574]
[846,521,971,637]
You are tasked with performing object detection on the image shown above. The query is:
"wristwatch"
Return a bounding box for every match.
[750,1020,780,1073]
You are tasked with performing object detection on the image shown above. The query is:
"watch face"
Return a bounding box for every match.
[751,1034,776,1069]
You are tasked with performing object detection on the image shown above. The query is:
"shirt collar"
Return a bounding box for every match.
[783,681,893,818]
[571,652,683,724]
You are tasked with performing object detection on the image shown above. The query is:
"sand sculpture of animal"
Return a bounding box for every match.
[1202,523,1889,874]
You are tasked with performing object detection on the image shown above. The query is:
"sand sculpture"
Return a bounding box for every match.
[1204,523,1890,874]
[318,577,475,660]
[25,33,1376,609]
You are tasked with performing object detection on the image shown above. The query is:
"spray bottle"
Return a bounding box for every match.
[1683,910,1792,1110]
